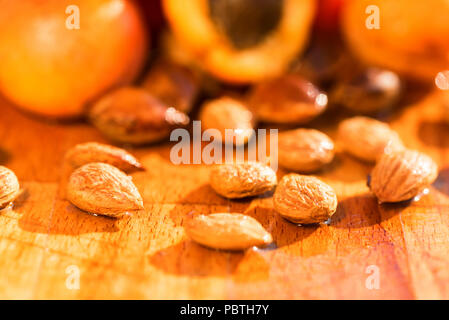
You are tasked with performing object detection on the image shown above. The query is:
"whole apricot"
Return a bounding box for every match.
[342,0,449,80]
[0,0,148,118]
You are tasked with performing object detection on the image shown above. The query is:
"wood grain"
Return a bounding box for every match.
[0,88,448,299]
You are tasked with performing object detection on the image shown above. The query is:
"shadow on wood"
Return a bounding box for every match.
[418,121,449,148]
[148,240,245,277]
[0,148,11,165]
[19,201,119,235]
[242,205,318,248]
[330,194,383,228]
[149,240,271,282]
[433,167,449,198]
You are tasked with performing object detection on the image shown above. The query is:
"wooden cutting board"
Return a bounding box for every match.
[0,88,448,300]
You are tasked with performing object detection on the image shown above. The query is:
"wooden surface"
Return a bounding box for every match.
[0,88,449,300]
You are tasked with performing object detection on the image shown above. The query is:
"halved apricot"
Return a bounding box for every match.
[163,0,316,84]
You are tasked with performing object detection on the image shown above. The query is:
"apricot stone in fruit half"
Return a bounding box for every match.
[163,0,316,84]
[0,0,148,118]
[342,0,449,81]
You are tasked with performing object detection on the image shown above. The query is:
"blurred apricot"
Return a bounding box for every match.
[314,0,345,33]
[136,0,166,42]
[342,0,449,81]
[0,0,148,118]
